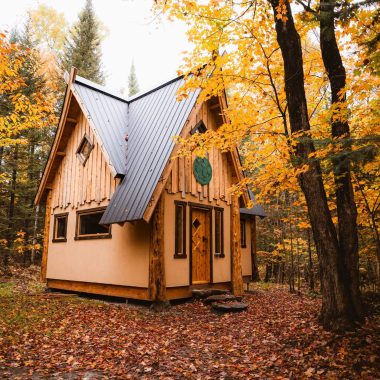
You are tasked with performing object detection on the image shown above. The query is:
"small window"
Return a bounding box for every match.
[76,135,93,165]
[53,213,68,242]
[75,208,111,240]
[240,219,247,248]
[215,208,224,257]
[190,120,207,135]
[174,201,187,258]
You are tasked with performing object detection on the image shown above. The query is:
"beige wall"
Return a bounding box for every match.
[46,200,150,287]
[241,218,252,277]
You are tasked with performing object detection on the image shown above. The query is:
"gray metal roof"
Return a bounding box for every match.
[73,76,129,175]
[240,189,266,218]
[100,77,199,224]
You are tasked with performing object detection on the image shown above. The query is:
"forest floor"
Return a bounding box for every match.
[0,270,379,379]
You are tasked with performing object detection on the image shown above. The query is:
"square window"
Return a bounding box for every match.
[53,213,68,242]
[76,135,93,165]
[75,208,111,240]
[240,219,247,248]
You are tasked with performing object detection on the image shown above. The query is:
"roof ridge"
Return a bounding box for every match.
[75,74,184,104]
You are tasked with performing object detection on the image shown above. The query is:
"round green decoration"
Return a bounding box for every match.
[193,157,212,185]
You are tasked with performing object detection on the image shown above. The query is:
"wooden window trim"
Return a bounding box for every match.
[174,201,187,259]
[240,218,247,248]
[76,134,93,166]
[214,207,225,258]
[74,207,112,241]
[52,212,69,243]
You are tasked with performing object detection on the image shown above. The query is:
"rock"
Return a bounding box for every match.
[192,288,229,299]
[211,301,248,312]
[204,294,241,304]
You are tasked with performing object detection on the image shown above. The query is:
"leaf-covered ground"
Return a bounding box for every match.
[0,279,379,379]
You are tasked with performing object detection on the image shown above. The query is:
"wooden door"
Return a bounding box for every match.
[191,207,211,284]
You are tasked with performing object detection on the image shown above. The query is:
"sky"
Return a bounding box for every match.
[0,0,190,94]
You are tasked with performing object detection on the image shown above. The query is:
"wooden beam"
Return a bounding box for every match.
[56,152,66,157]
[66,117,77,124]
[41,190,52,282]
[231,195,243,296]
[148,195,167,303]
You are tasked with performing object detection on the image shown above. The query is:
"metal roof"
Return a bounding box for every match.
[73,77,129,175]
[100,77,200,224]
[240,189,266,218]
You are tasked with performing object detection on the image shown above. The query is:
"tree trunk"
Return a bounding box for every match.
[231,195,243,295]
[307,228,315,291]
[250,216,260,281]
[269,0,362,329]
[31,204,40,265]
[319,0,363,320]
[149,195,167,307]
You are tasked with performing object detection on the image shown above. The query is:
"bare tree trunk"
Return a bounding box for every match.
[31,204,40,265]
[307,228,315,291]
[269,0,362,329]
[320,0,363,321]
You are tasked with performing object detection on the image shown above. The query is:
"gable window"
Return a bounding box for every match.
[174,201,187,258]
[76,135,93,165]
[215,208,224,257]
[53,213,68,242]
[75,207,111,240]
[190,120,207,135]
[240,218,247,248]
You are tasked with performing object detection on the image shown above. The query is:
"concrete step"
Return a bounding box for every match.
[203,294,241,304]
[211,301,248,312]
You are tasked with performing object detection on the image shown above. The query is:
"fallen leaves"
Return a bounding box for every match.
[0,284,379,379]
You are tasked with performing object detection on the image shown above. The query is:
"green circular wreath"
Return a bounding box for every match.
[193,157,212,185]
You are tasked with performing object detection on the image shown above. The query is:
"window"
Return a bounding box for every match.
[174,201,187,258]
[53,213,68,242]
[240,219,247,248]
[76,135,93,165]
[75,207,111,240]
[190,120,207,135]
[215,208,224,257]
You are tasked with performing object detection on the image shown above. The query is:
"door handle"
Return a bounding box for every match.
[202,236,208,242]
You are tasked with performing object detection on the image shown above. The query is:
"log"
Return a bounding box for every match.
[231,195,243,296]
[41,190,52,282]
[148,195,167,304]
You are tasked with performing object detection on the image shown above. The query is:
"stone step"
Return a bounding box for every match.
[203,294,242,304]
[211,301,248,312]
[192,288,229,299]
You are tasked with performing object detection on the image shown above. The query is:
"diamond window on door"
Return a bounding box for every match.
[193,218,201,229]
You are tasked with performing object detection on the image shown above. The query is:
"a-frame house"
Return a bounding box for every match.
[35,68,265,301]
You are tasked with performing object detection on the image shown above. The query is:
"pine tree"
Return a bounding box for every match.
[61,0,104,84]
[128,62,140,96]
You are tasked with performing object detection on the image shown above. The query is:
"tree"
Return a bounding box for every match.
[128,61,140,96]
[61,0,104,84]
[156,0,379,330]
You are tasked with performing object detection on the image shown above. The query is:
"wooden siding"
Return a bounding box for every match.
[165,100,234,205]
[51,112,118,210]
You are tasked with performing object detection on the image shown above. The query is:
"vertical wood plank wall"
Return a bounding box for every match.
[51,113,118,211]
[165,101,234,205]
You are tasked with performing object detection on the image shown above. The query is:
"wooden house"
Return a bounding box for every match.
[35,68,265,302]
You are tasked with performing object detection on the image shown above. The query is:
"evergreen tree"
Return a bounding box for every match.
[128,62,140,96]
[61,0,104,84]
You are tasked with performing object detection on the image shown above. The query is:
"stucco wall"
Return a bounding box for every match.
[46,200,150,287]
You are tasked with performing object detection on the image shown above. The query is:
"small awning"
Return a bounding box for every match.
[240,189,266,218]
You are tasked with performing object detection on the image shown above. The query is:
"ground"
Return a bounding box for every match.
[0,271,379,379]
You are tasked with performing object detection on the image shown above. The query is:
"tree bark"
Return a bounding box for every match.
[307,228,315,291]
[269,0,363,329]
[320,0,363,320]
[250,216,260,281]
[231,195,243,295]
[149,195,167,306]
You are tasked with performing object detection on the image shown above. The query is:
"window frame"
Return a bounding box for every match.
[214,207,225,258]
[52,213,69,243]
[240,218,247,248]
[76,134,93,166]
[75,207,112,241]
[174,201,187,259]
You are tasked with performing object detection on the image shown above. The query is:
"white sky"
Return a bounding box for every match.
[0,0,190,93]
